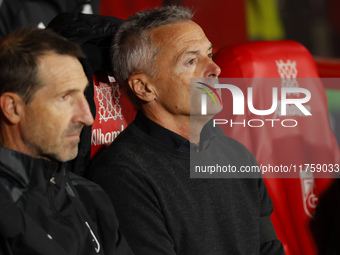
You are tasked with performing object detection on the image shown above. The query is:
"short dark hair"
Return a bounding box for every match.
[0,26,85,103]
[111,6,193,108]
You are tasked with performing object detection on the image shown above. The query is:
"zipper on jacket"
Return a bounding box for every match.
[48,176,102,254]
[47,180,82,254]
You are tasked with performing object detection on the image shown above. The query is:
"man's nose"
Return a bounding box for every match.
[76,96,94,126]
[206,58,221,78]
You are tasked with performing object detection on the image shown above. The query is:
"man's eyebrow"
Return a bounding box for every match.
[183,44,213,55]
[61,82,89,95]
[184,50,199,55]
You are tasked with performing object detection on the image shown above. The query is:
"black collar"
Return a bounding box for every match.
[133,111,218,152]
[0,146,66,202]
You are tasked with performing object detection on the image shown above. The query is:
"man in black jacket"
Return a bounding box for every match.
[0,26,133,255]
[88,6,285,255]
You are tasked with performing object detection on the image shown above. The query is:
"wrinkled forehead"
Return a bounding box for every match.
[38,53,84,79]
[36,53,88,92]
[150,21,208,50]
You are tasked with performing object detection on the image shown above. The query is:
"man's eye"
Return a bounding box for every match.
[208,53,213,59]
[61,94,70,101]
[188,58,195,65]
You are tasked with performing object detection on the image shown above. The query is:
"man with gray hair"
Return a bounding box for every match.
[88,6,285,255]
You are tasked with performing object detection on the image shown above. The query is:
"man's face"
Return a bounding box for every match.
[149,21,222,117]
[20,53,94,162]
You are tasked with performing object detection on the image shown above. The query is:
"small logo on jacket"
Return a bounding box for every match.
[85,221,101,253]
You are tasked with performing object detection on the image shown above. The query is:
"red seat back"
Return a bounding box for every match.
[213,40,340,255]
[91,70,136,159]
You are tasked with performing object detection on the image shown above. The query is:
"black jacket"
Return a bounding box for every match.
[0,0,100,39]
[0,146,133,255]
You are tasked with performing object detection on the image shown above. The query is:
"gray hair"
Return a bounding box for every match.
[111,5,193,108]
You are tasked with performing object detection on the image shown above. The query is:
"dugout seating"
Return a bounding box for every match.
[213,40,340,255]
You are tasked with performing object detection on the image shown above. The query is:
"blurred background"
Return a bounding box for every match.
[1,0,339,144]
[2,0,340,60]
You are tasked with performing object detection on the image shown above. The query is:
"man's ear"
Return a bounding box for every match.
[0,92,24,124]
[128,73,155,102]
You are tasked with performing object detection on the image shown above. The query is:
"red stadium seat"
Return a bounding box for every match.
[91,70,136,159]
[213,40,340,255]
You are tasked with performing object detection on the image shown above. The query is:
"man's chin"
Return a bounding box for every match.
[46,148,78,163]
[62,149,78,162]
[190,106,223,117]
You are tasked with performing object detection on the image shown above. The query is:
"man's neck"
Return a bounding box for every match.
[0,125,48,161]
[141,108,213,146]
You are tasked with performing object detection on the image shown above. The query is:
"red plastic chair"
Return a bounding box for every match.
[91,70,136,159]
[213,40,340,255]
